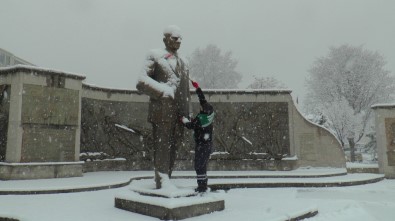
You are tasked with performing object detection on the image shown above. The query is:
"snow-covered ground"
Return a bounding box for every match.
[0,168,394,221]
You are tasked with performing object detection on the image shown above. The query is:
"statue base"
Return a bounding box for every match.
[115,191,224,220]
[115,174,225,220]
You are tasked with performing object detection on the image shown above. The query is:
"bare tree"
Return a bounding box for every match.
[247,76,287,89]
[304,44,394,162]
[188,44,242,89]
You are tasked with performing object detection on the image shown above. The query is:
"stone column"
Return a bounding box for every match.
[372,104,395,178]
[0,66,85,180]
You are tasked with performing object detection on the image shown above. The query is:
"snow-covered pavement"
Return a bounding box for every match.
[0,168,394,221]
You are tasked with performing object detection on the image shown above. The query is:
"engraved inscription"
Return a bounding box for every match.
[21,126,76,162]
[22,84,79,125]
[46,75,65,88]
[384,118,395,166]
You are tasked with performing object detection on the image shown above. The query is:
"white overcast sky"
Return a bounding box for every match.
[1,0,395,102]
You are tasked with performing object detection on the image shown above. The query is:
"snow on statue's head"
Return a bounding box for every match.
[163,25,182,53]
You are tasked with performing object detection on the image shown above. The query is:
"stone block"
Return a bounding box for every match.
[55,164,84,178]
[387,151,395,166]
[115,192,224,220]
[21,126,76,162]
[21,84,79,126]
[0,162,83,180]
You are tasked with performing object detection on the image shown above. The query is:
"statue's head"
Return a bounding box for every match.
[163,25,182,53]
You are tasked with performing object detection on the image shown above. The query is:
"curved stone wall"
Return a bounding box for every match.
[81,84,346,169]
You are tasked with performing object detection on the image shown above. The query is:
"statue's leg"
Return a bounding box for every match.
[169,122,184,177]
[153,122,172,189]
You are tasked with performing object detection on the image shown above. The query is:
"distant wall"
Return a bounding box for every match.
[0,65,346,171]
[372,104,395,178]
[81,84,346,169]
[0,85,10,161]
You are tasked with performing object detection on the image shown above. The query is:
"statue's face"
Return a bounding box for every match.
[164,35,182,53]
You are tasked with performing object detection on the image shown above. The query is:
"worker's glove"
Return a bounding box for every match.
[191,81,199,89]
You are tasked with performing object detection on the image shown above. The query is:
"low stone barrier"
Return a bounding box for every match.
[347,167,379,174]
[82,159,298,172]
[0,162,83,180]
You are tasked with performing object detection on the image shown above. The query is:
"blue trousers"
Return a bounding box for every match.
[194,142,212,188]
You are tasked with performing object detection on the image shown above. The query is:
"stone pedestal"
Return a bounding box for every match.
[115,178,225,220]
[115,192,225,220]
[0,66,85,180]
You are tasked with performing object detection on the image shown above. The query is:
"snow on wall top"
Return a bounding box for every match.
[201,88,292,93]
[82,83,292,95]
[0,64,86,80]
[82,83,136,94]
[371,103,395,109]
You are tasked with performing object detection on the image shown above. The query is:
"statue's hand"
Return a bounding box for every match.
[180,116,190,124]
[161,90,175,99]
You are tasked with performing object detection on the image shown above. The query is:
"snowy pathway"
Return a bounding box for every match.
[0,168,393,221]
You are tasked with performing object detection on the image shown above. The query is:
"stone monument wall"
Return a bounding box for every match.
[81,84,346,169]
[0,66,346,174]
[0,66,84,179]
[20,83,80,162]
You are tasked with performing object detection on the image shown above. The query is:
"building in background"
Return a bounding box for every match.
[0,48,35,67]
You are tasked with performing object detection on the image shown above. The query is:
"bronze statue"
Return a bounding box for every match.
[136,25,190,189]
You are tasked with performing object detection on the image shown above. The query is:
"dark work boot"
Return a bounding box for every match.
[195,178,208,192]
[195,186,207,193]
